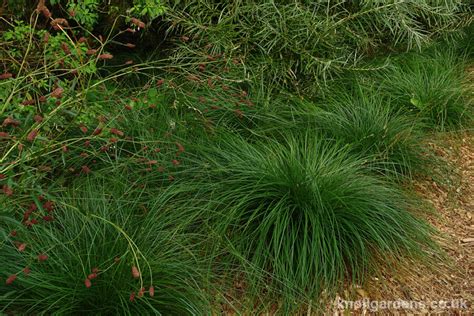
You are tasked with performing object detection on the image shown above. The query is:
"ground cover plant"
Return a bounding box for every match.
[0,1,472,314]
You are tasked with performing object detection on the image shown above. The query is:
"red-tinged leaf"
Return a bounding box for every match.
[149,285,155,297]
[5,274,17,285]
[98,54,113,60]
[110,128,124,137]
[84,278,92,288]
[131,266,140,279]
[17,243,27,252]
[23,266,31,275]
[27,129,38,142]
[87,273,97,280]
[38,253,48,262]
[51,87,64,99]
[0,132,10,138]
[0,72,13,80]
[81,165,91,174]
[130,291,135,302]
[2,185,13,196]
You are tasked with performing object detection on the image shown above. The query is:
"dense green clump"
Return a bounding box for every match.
[0,177,210,315]
[171,134,435,309]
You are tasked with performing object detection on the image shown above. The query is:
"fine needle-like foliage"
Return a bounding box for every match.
[0,176,210,315]
[174,133,436,310]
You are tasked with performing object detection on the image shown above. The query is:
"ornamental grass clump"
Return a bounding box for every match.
[180,133,436,308]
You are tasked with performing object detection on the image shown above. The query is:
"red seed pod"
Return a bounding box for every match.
[84,278,92,288]
[61,42,71,55]
[131,266,140,279]
[29,202,37,211]
[100,145,109,152]
[130,291,136,302]
[222,85,229,91]
[172,159,180,166]
[23,266,31,275]
[198,64,206,72]
[86,49,97,55]
[5,274,17,285]
[130,18,145,29]
[176,142,185,153]
[114,257,120,263]
[2,185,13,196]
[180,35,190,42]
[110,128,124,137]
[41,7,52,19]
[168,175,175,181]
[21,99,35,106]
[92,128,102,136]
[43,201,53,211]
[17,243,27,252]
[125,28,136,33]
[156,78,164,87]
[125,60,134,65]
[42,215,54,222]
[0,174,5,180]
[0,73,13,80]
[124,105,132,111]
[62,145,68,152]
[43,32,50,43]
[51,87,64,99]
[98,54,114,60]
[138,287,145,298]
[81,166,91,174]
[30,219,39,225]
[87,273,97,280]
[78,37,87,44]
[10,230,17,237]
[92,267,99,273]
[39,96,47,103]
[38,253,48,262]
[84,140,91,147]
[27,129,38,142]
[23,210,33,221]
[157,166,164,173]
[0,132,9,138]
[80,152,89,158]
[51,18,69,30]
[34,115,43,123]
[149,285,155,297]
[234,109,243,119]
[80,125,88,134]
[3,117,20,127]
[69,10,76,17]
[125,43,136,48]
